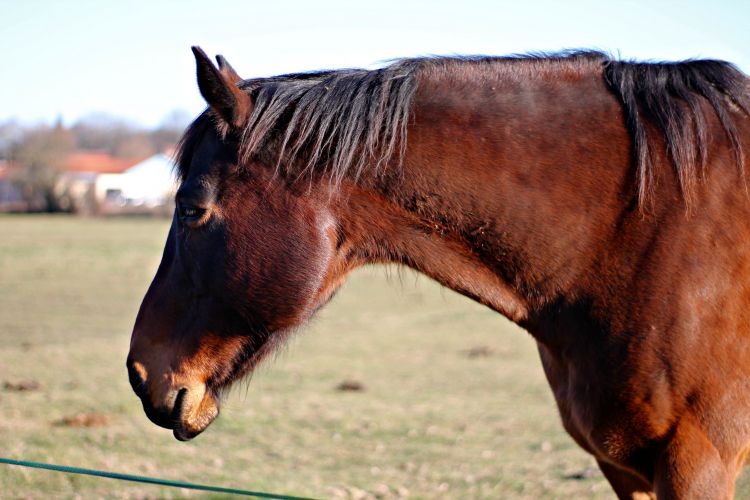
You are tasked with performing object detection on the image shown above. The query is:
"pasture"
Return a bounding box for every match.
[1,215,748,498]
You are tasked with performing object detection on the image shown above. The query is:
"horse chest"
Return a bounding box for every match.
[534,338,667,467]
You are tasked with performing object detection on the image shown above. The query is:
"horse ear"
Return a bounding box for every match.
[215,55,242,84]
[191,46,251,129]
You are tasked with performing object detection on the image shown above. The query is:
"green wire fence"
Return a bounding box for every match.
[0,457,317,499]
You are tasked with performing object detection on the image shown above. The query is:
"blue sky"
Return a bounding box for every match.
[2,0,748,128]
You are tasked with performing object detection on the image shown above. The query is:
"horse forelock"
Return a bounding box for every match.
[174,110,216,182]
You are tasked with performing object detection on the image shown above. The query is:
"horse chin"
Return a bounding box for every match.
[172,385,220,441]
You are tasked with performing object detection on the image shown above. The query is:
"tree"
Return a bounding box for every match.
[10,119,75,212]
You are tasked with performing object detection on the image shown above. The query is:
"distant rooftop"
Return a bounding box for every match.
[63,151,148,174]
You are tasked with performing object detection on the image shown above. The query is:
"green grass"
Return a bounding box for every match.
[0,214,747,499]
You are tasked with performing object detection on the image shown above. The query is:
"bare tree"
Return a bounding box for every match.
[10,119,75,212]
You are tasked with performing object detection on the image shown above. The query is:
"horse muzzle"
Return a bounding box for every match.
[126,358,220,441]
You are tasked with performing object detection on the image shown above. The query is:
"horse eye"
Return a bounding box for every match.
[178,204,207,223]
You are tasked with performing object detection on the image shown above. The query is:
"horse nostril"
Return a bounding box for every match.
[126,359,148,400]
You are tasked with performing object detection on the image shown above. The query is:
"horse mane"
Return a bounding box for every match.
[236,60,422,184]
[177,50,750,205]
[604,57,750,204]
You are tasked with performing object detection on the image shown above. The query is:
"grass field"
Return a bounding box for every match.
[1,215,748,499]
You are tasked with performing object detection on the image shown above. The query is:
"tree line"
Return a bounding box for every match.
[0,112,190,212]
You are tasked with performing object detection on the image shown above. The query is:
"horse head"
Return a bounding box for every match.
[127,48,354,440]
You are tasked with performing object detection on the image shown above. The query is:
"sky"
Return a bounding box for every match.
[1,0,748,128]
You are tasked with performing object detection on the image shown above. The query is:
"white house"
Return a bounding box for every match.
[95,153,177,214]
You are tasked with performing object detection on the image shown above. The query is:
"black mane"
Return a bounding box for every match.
[177,51,749,204]
[604,57,749,203]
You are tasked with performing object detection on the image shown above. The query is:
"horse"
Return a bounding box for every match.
[127,46,750,498]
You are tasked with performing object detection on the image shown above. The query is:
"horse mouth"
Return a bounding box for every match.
[172,386,220,441]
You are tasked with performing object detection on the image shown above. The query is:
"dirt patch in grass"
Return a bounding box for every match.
[3,380,41,392]
[336,380,365,392]
[564,467,600,481]
[55,413,112,428]
[462,345,494,358]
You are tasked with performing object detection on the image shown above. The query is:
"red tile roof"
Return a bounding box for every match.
[63,152,147,174]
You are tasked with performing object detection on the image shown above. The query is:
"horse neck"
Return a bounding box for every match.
[335,61,640,324]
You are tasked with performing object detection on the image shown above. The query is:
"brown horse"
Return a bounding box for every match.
[127,46,750,498]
